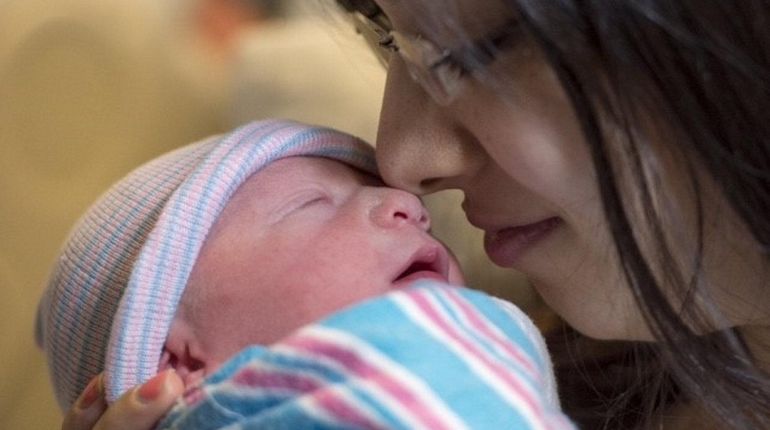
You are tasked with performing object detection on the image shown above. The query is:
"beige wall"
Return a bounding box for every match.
[0,0,228,425]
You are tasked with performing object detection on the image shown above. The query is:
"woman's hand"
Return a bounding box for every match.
[61,370,183,430]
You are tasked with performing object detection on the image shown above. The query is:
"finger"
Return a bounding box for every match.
[93,369,183,430]
[61,374,107,430]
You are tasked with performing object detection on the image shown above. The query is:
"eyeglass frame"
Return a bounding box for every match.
[348,8,521,105]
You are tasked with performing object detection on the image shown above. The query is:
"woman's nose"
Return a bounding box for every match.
[370,188,431,231]
[376,59,483,195]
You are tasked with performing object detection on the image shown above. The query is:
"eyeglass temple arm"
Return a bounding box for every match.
[336,0,378,16]
[337,0,392,30]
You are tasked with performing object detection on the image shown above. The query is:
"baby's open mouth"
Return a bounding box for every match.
[396,261,438,280]
[393,245,449,285]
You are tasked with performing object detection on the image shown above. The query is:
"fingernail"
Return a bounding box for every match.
[78,374,102,409]
[137,369,172,402]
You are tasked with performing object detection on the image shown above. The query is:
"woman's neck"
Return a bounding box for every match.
[657,324,770,429]
[657,402,719,430]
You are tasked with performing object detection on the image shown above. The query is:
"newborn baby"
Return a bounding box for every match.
[37,120,572,429]
[164,153,464,387]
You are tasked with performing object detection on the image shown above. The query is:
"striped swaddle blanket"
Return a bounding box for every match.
[158,281,576,430]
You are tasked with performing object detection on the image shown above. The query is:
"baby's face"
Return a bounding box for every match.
[182,157,463,369]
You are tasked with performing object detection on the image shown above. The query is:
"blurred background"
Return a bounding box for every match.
[0,0,539,427]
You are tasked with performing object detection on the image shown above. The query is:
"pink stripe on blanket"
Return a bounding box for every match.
[407,289,547,428]
[232,368,322,393]
[285,336,456,430]
[444,289,540,381]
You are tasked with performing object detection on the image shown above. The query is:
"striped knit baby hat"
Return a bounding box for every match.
[36,119,378,410]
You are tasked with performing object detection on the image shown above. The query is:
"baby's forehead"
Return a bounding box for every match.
[220,156,380,214]
[248,156,381,189]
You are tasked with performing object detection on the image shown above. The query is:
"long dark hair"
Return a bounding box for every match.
[507,0,770,428]
[334,0,770,427]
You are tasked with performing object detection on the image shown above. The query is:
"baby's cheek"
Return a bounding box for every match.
[449,264,465,285]
[447,256,466,286]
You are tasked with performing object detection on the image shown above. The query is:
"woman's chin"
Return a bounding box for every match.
[530,279,653,341]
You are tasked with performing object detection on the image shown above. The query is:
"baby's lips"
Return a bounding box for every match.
[392,243,450,287]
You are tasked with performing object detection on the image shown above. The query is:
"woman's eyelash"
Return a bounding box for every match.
[437,55,472,77]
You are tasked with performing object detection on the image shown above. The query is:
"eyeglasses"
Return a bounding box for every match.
[349,9,520,105]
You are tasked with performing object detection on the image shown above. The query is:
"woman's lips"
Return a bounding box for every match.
[483,217,562,267]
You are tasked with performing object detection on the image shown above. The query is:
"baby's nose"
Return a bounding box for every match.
[370,189,431,231]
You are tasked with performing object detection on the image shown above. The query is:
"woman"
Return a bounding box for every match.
[63,0,770,428]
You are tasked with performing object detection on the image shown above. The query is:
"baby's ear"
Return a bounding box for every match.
[161,319,207,388]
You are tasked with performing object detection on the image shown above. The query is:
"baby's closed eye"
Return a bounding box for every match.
[270,190,332,223]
